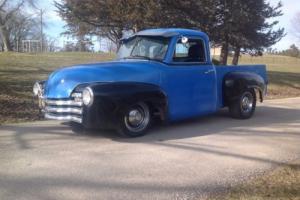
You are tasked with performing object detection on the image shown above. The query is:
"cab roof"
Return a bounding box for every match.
[123,28,209,40]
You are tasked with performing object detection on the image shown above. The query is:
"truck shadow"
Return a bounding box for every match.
[1,104,299,150]
[113,105,300,143]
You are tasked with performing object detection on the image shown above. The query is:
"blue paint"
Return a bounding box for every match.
[44,28,267,122]
[45,60,161,99]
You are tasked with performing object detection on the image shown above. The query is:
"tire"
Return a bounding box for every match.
[229,89,256,119]
[69,121,85,133]
[117,102,151,137]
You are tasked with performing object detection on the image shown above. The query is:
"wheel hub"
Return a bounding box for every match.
[241,93,253,113]
[124,103,150,133]
[128,109,143,126]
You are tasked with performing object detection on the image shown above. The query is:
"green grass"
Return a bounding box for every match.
[0,52,299,124]
[211,159,300,200]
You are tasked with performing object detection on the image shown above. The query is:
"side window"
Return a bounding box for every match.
[173,38,206,63]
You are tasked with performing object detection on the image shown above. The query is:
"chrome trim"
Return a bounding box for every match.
[45,99,83,106]
[45,113,82,123]
[82,87,94,106]
[45,106,83,115]
[42,96,84,124]
[71,93,82,98]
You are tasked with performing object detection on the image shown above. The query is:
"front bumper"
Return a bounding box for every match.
[37,95,117,130]
[34,81,117,129]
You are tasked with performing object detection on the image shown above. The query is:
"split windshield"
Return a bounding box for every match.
[117,36,170,61]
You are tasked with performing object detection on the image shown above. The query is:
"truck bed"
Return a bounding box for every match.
[215,65,267,108]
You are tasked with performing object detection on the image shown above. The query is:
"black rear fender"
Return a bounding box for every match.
[223,72,266,105]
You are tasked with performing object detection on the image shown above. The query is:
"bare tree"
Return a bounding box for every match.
[0,0,35,51]
[10,12,39,51]
[46,37,59,52]
[0,32,3,51]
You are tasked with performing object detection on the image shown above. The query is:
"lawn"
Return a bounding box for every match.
[212,159,300,200]
[238,55,300,99]
[0,52,114,124]
[0,52,299,124]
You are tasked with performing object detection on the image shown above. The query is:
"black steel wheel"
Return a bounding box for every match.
[69,121,85,133]
[229,89,256,119]
[118,102,151,137]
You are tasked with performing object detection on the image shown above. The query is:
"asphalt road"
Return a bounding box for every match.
[0,98,300,200]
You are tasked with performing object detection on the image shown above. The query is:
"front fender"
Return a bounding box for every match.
[74,82,168,129]
[223,72,267,104]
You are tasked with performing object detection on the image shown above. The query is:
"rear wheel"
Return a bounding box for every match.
[229,89,256,119]
[117,102,151,137]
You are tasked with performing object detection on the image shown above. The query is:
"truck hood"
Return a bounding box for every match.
[45,60,162,98]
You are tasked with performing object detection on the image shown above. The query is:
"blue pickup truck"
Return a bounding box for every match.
[33,28,267,137]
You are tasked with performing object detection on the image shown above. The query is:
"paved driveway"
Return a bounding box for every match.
[0,98,300,200]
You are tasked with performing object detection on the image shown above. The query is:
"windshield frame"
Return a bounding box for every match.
[117,36,171,62]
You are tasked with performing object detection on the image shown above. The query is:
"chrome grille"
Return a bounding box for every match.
[43,94,83,123]
[45,99,83,106]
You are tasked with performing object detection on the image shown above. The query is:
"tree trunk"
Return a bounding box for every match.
[0,26,12,52]
[219,41,229,65]
[232,46,241,65]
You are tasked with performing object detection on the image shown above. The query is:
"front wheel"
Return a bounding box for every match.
[117,102,151,137]
[69,121,85,133]
[229,89,256,119]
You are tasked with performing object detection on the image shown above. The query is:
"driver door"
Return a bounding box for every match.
[165,37,217,120]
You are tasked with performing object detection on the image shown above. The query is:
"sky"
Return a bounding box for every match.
[33,0,68,48]
[269,0,299,50]
[37,0,299,51]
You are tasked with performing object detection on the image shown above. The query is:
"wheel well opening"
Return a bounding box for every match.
[145,101,166,121]
[252,88,263,103]
[223,86,260,106]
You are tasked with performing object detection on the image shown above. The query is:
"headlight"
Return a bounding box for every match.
[33,82,41,96]
[82,87,94,106]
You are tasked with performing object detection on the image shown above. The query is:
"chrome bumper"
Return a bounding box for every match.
[44,113,82,123]
[41,94,83,123]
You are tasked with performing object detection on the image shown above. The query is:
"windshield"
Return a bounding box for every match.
[117,36,169,61]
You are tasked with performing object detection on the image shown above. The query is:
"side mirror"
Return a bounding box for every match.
[181,37,189,44]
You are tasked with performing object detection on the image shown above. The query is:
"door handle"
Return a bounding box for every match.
[204,69,214,74]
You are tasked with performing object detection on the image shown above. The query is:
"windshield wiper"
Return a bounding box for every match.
[122,55,164,63]
[123,55,151,60]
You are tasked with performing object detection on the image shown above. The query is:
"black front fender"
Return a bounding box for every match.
[74,82,168,129]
